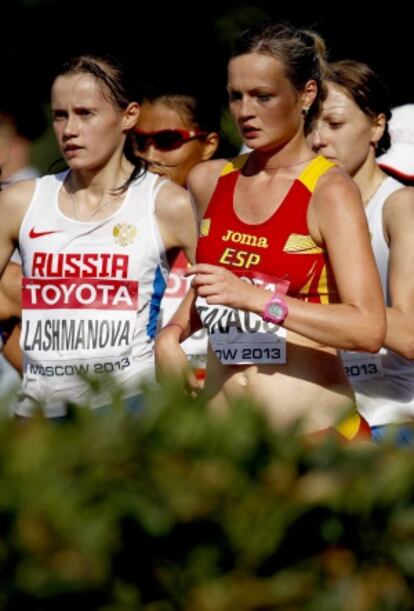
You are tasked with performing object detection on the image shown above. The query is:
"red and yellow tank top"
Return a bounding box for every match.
[196,154,338,304]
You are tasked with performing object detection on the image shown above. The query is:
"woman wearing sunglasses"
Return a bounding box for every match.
[136,89,220,380]
[135,89,219,187]
[0,53,197,418]
[155,21,386,438]
[311,60,414,445]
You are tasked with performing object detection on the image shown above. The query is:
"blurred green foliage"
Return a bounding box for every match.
[0,383,413,609]
[220,109,243,154]
[30,106,61,175]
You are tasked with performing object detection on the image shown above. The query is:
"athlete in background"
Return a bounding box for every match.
[311,60,414,444]
[135,87,219,379]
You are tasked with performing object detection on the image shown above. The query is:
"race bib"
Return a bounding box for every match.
[208,320,286,365]
[21,276,138,363]
[341,351,384,381]
[195,271,289,366]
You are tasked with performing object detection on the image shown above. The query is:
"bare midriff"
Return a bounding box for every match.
[203,330,355,434]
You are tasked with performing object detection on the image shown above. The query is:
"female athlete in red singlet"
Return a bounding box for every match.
[155,21,386,437]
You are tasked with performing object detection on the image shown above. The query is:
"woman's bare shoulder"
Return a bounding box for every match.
[155,177,192,219]
[313,166,361,211]
[187,159,229,212]
[188,159,228,191]
[384,183,414,209]
[0,178,37,211]
[0,179,37,248]
[383,184,414,231]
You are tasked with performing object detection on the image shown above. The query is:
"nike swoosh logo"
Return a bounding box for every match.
[29,227,62,239]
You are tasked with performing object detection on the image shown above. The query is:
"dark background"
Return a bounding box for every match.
[3,1,412,102]
[2,0,412,167]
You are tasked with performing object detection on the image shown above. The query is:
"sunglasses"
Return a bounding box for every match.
[135,128,207,152]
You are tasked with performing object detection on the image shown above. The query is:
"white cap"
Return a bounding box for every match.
[378,104,414,180]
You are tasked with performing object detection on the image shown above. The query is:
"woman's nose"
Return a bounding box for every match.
[309,126,323,151]
[62,115,79,137]
[236,95,254,118]
[141,144,159,162]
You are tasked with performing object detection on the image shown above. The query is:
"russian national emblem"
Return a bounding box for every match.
[113,223,137,246]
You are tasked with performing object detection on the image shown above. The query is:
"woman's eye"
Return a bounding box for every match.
[257,94,271,101]
[228,92,242,102]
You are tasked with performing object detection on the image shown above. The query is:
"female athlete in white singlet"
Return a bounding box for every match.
[0,54,197,417]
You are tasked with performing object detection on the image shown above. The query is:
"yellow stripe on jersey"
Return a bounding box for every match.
[296,264,331,303]
[220,154,334,183]
[200,218,211,237]
[297,270,315,299]
[220,153,250,176]
[298,155,336,193]
[317,265,330,304]
[283,233,325,254]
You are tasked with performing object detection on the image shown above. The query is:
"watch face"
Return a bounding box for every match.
[263,295,288,324]
[268,302,284,318]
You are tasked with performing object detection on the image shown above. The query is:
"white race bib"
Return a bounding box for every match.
[210,323,286,365]
[341,351,384,381]
[21,277,138,362]
[195,271,289,366]
[197,300,286,365]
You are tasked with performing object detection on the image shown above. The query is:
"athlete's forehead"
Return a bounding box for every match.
[227,53,288,90]
[51,73,110,107]
[321,84,356,115]
[137,101,188,130]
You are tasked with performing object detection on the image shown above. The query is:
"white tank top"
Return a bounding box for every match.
[16,170,169,417]
[342,177,414,426]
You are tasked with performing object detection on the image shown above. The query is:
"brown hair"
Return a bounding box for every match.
[326,60,391,155]
[143,92,220,135]
[231,21,328,133]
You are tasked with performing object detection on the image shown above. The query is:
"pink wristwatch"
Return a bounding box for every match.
[262,293,289,325]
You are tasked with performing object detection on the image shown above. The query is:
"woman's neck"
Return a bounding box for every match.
[69,157,133,196]
[248,138,315,175]
[353,156,387,207]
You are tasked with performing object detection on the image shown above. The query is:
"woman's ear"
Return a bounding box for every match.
[122,102,140,131]
[301,79,318,113]
[201,132,220,161]
[371,113,386,147]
